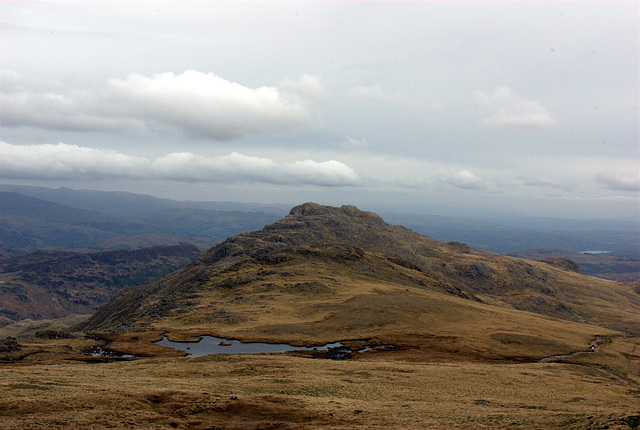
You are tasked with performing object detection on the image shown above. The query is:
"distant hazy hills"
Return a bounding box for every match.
[0,187,285,253]
[381,212,639,257]
[1,184,637,281]
[0,192,148,249]
[0,184,290,217]
[509,249,640,283]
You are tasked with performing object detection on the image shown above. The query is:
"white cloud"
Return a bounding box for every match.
[0,70,324,140]
[523,177,574,191]
[0,141,147,179]
[105,71,324,140]
[278,74,327,104]
[347,84,408,104]
[595,171,639,191]
[447,170,486,190]
[0,141,361,186]
[343,137,369,149]
[472,86,560,130]
[0,70,145,132]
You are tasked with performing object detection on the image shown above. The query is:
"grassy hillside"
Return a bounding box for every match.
[1,349,638,429]
[79,203,639,337]
[2,203,638,429]
[75,203,639,378]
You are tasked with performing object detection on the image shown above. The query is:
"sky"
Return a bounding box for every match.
[1,1,638,219]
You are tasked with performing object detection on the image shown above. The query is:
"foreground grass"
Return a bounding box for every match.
[2,267,638,429]
[1,350,639,430]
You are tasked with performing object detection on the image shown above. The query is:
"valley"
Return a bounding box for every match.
[0,245,204,327]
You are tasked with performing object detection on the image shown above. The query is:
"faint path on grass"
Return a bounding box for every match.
[539,335,605,363]
[539,335,639,388]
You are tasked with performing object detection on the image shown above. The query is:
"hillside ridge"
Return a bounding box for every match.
[77,203,640,338]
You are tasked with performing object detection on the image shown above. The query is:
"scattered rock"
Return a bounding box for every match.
[566,397,586,403]
[0,336,22,353]
[284,281,328,294]
[446,241,471,253]
[215,276,255,289]
[620,415,640,429]
[540,257,580,273]
[35,330,75,339]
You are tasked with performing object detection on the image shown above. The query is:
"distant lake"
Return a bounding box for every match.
[580,250,612,255]
[155,335,344,357]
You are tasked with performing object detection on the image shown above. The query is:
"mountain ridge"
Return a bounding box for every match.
[78,203,639,342]
[2,184,637,259]
[0,190,282,252]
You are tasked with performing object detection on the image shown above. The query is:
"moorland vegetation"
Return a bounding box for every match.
[1,203,638,429]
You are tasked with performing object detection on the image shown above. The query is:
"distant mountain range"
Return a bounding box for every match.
[380,212,639,256]
[2,184,636,257]
[0,184,290,217]
[2,184,636,281]
[0,187,285,253]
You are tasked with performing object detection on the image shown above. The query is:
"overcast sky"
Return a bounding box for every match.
[1,1,638,219]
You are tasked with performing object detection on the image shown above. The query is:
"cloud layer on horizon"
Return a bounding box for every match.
[0,141,360,186]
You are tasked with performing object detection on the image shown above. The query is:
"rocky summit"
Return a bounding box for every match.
[78,203,639,350]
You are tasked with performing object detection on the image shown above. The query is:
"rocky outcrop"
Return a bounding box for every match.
[540,257,580,273]
[0,337,21,353]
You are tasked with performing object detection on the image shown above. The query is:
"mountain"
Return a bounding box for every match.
[78,203,639,364]
[0,185,181,217]
[509,249,640,283]
[5,203,639,430]
[0,191,148,248]
[0,244,204,327]
[0,184,290,217]
[4,184,636,258]
[0,190,283,252]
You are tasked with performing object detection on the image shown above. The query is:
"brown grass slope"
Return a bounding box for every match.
[4,203,640,429]
[2,352,639,430]
[75,203,639,365]
[79,203,638,330]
